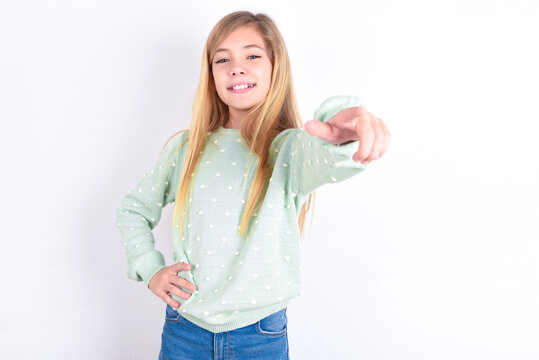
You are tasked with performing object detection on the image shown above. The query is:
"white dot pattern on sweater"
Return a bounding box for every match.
[116,96,368,333]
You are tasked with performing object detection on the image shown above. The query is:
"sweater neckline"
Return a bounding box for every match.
[216,126,241,134]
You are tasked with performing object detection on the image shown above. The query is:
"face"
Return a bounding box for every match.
[211,24,273,123]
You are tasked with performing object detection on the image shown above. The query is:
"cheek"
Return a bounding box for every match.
[262,65,273,90]
[213,73,225,93]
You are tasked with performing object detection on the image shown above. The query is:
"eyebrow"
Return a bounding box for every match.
[214,44,265,54]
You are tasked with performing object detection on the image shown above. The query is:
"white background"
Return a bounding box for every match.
[1,0,538,359]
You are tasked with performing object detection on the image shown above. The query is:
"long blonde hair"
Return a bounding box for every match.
[166,10,315,243]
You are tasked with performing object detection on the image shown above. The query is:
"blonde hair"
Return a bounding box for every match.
[166,10,315,243]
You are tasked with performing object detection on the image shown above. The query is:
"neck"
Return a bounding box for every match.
[224,108,247,129]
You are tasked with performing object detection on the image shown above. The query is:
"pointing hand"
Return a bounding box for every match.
[304,106,391,164]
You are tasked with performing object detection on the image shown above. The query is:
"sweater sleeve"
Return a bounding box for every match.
[116,132,188,288]
[288,95,368,197]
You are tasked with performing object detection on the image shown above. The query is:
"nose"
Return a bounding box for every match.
[230,61,247,76]
[231,68,245,76]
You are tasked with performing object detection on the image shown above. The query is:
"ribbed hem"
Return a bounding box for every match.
[178,301,290,333]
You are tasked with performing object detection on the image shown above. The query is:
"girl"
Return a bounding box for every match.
[116,10,390,360]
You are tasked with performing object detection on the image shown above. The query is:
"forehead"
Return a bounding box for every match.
[215,24,266,53]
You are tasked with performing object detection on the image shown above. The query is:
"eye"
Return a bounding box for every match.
[214,55,261,64]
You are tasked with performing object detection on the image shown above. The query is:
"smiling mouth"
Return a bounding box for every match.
[227,83,256,91]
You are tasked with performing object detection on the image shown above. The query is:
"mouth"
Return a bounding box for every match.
[227,83,256,93]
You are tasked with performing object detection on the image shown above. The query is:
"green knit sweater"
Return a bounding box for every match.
[116,95,368,333]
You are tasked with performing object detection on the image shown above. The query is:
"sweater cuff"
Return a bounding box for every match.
[131,250,167,289]
[313,95,363,124]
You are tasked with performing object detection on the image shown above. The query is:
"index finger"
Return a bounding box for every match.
[354,112,375,162]
[328,106,369,131]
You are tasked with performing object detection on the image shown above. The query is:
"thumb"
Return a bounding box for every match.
[304,120,332,139]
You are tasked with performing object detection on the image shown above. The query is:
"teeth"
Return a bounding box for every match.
[231,84,254,90]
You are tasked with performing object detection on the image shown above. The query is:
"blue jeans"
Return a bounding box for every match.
[159,305,289,360]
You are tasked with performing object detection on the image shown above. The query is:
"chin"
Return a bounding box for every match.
[227,100,260,110]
